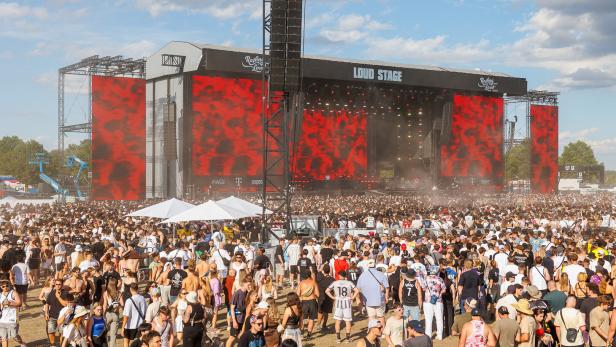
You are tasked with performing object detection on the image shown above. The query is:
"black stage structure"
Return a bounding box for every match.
[144,42,527,199]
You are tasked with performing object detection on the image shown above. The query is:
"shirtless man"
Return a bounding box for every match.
[182,260,201,292]
[64,267,85,303]
[196,253,210,278]
[297,269,320,338]
[157,262,172,305]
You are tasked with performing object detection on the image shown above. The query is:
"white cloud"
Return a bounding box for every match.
[502,2,616,90]
[559,127,599,141]
[134,0,261,19]
[0,2,48,19]
[586,138,616,154]
[319,14,391,43]
[367,36,493,65]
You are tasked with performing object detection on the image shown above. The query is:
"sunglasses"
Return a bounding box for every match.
[55,283,63,286]
[182,292,188,295]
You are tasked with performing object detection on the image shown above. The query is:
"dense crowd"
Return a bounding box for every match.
[1,194,616,347]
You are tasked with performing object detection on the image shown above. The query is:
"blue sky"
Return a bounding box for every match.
[1,0,616,167]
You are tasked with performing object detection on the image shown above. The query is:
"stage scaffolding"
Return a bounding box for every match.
[503,90,559,191]
[57,55,145,197]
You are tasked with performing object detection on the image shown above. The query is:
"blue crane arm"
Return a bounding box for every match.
[39,173,67,195]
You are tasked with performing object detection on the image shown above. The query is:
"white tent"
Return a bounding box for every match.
[161,200,255,224]
[217,196,272,215]
[127,198,196,219]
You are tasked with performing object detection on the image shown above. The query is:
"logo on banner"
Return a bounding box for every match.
[235,177,243,186]
[478,77,498,92]
[242,55,266,73]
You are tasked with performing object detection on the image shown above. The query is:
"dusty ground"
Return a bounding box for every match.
[17,286,459,347]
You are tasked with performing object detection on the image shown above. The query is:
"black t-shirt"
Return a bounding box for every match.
[237,330,265,347]
[128,338,143,347]
[320,247,334,264]
[347,268,361,285]
[542,257,554,276]
[102,271,121,287]
[167,269,187,296]
[254,255,271,270]
[195,242,209,255]
[231,289,248,323]
[298,257,312,272]
[488,268,499,283]
[458,269,482,300]
[90,242,105,260]
[46,289,68,319]
[315,272,335,302]
[580,297,598,328]
[274,245,284,264]
[224,243,235,255]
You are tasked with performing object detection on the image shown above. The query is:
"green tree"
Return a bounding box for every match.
[606,170,616,185]
[505,140,531,181]
[0,137,49,185]
[559,141,598,166]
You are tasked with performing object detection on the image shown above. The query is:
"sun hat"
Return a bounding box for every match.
[526,285,542,299]
[74,306,90,318]
[513,299,533,315]
[186,292,198,304]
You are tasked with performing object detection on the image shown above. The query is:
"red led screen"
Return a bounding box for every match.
[531,105,558,193]
[293,109,367,180]
[440,94,504,179]
[191,75,264,177]
[91,76,145,200]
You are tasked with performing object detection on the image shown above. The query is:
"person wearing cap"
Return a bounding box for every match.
[513,299,536,347]
[499,272,517,296]
[237,314,266,347]
[399,268,422,322]
[181,291,203,347]
[403,320,431,347]
[121,282,147,347]
[451,298,476,336]
[496,284,521,320]
[457,308,496,347]
[62,306,90,347]
[355,319,383,347]
[145,285,162,323]
[0,279,27,347]
[492,306,518,347]
[357,257,389,327]
[423,265,445,341]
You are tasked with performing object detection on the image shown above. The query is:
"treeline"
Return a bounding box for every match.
[0,136,90,185]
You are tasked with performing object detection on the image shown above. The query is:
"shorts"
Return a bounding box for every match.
[0,323,17,339]
[301,299,318,320]
[47,318,58,335]
[14,285,28,295]
[333,300,353,322]
[55,262,65,272]
[124,328,138,340]
[230,322,243,337]
[319,298,334,314]
[275,263,284,276]
[366,304,386,319]
[290,265,299,275]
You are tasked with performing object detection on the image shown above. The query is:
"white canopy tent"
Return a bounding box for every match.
[217,196,272,216]
[127,198,196,219]
[161,200,255,224]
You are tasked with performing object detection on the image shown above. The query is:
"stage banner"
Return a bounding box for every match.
[191,75,265,178]
[440,94,504,180]
[293,109,367,180]
[91,76,146,200]
[531,105,558,193]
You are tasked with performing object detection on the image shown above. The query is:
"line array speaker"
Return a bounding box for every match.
[270,0,303,92]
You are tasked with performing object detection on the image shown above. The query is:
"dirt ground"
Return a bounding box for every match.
[17,286,460,347]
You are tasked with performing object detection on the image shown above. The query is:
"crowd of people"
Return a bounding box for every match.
[1,194,616,347]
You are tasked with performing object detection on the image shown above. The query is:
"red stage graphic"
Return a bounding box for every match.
[531,105,558,193]
[91,76,145,200]
[440,94,504,179]
[293,109,367,180]
[191,75,264,177]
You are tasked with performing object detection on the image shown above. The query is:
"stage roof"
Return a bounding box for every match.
[147,41,527,96]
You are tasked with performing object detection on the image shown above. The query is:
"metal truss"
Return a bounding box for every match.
[261,0,298,242]
[57,55,146,199]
